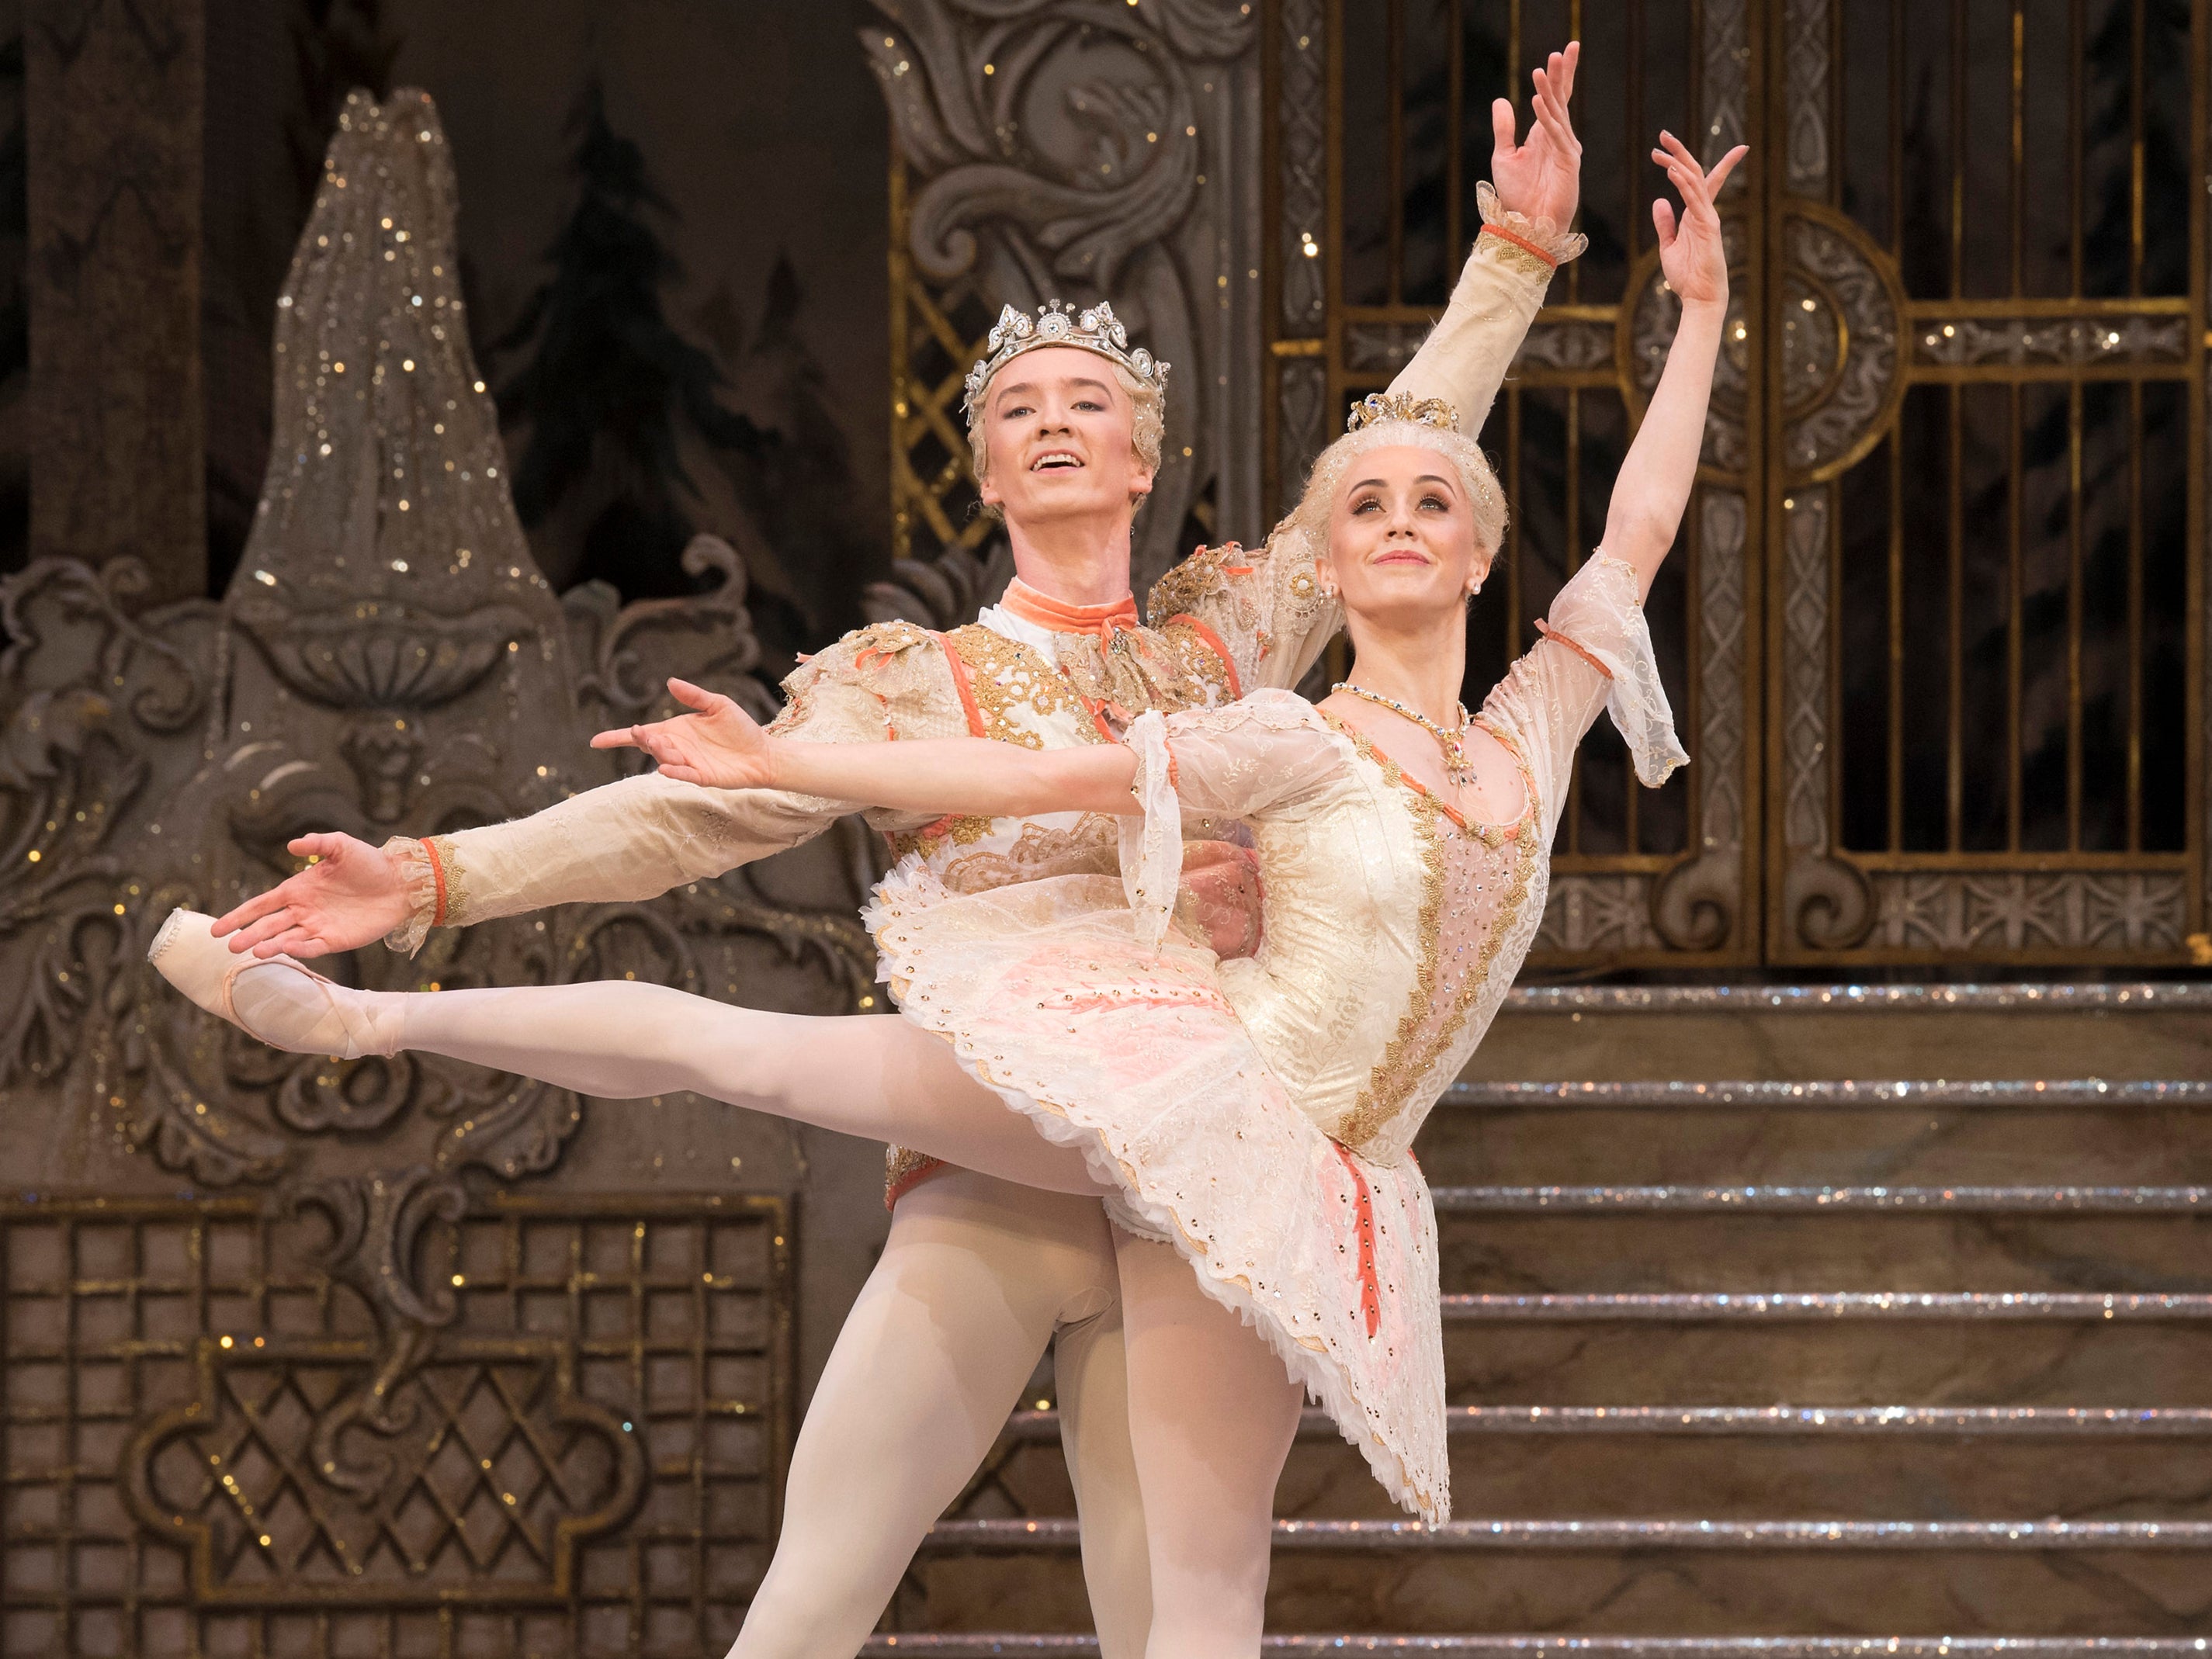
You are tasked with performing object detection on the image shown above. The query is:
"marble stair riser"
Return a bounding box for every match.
[1431,1212,2212,1295]
[1467,1008,2212,1086]
[1421,1105,2212,1188]
[1441,1321,2212,1407]
[900,1548,2212,1637]
[967,1429,2212,1525]
[1277,1434,2212,1522]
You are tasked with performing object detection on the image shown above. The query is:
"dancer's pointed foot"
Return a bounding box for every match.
[149,909,400,1058]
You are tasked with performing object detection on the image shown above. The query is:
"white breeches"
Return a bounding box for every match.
[729,1169,1151,1659]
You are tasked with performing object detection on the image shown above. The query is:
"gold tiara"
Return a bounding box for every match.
[963,300,1168,419]
[1344,393,1461,433]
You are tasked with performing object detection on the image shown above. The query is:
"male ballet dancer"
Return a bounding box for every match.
[214,47,1586,1655]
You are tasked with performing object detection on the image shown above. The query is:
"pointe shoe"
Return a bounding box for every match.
[148,908,394,1058]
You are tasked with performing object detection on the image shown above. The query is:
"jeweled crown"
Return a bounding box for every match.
[962,300,1169,420]
[1344,392,1461,433]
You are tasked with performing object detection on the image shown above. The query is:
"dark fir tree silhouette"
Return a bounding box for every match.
[493,80,766,601]
[695,255,879,640]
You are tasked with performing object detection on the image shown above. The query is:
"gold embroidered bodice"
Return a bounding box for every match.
[1118,555,1682,1165]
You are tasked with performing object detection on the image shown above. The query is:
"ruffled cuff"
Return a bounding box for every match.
[1475,180,1589,268]
[1117,711,1184,951]
[1545,552,1689,788]
[379,836,442,958]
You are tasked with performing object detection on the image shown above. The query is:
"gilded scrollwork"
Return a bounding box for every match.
[865,0,1262,593]
[0,92,858,1632]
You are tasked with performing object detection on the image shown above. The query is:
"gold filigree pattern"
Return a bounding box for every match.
[944,625,1103,749]
[1323,714,1541,1152]
[883,1145,945,1206]
[423,833,471,928]
[1146,541,1241,625]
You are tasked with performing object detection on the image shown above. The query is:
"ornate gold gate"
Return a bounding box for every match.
[1260,0,2208,968]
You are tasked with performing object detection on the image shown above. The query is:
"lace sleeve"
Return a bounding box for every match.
[379,836,443,957]
[1146,536,1340,695]
[1156,689,1345,817]
[1116,694,1340,949]
[1118,712,1184,951]
[374,622,964,955]
[1482,554,1687,835]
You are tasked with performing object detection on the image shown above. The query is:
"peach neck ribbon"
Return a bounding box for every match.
[999,577,1141,640]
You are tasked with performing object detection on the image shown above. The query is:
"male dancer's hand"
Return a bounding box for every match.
[212,833,411,959]
[1490,40,1581,231]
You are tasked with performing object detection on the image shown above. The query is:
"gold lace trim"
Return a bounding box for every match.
[422,833,470,928]
[1335,777,1544,1154]
[1317,710,1527,846]
[945,625,1102,748]
[1145,541,1243,627]
[884,1145,948,1208]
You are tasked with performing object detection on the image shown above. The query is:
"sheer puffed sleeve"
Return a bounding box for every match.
[1118,691,1343,947]
[1479,552,1688,840]
[380,622,961,954]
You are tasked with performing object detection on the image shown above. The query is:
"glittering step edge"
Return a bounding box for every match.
[1428,1184,2212,1213]
[1439,1291,2212,1321]
[995,1404,2212,1440]
[1441,1080,2212,1110]
[918,1516,2212,1551]
[865,1642,2212,1659]
[864,1640,2212,1658]
[1500,982,2212,1014]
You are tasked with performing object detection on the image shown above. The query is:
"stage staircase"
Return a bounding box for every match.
[867,983,2212,1656]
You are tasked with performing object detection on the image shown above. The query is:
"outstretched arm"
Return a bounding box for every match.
[597,680,1140,821]
[213,622,954,959]
[1599,133,1744,600]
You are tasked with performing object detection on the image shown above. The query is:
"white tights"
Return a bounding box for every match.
[736,1169,1151,1659]
[230,967,1305,1658]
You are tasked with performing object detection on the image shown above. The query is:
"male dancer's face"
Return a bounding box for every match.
[975,345,1154,552]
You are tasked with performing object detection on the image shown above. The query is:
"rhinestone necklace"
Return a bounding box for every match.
[1331,681,1479,786]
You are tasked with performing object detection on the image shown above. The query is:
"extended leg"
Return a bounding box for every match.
[730,1171,1117,1658]
[1054,1294,1153,1659]
[1114,1231,1303,1659]
[181,935,1104,1195]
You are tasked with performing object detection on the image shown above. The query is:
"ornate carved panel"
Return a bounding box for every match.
[1,90,880,1654]
[1760,0,2205,965]
[2,1195,789,1654]
[869,0,1264,601]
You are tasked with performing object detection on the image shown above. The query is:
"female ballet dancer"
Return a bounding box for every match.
[158,130,1738,1657]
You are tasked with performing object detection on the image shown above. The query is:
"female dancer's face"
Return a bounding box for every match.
[975,346,1156,528]
[1318,445,1490,629]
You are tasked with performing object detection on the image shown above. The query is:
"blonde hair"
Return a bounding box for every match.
[1289,418,1508,570]
[966,359,1166,520]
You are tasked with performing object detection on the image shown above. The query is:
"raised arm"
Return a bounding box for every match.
[1598,133,1743,601]
[1148,45,1586,693]
[598,679,1140,821]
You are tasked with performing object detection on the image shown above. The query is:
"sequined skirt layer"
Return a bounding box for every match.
[863,859,1449,1522]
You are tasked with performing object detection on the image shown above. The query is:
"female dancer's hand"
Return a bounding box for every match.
[211,833,411,958]
[1490,41,1581,230]
[1651,131,1744,307]
[591,677,778,788]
